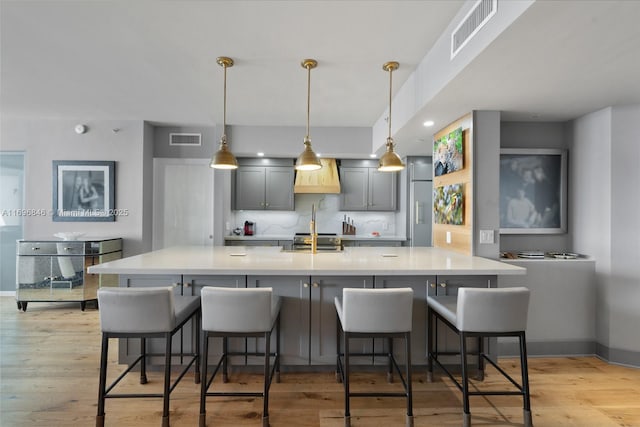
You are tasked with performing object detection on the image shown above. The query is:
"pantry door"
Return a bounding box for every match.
[152,158,214,249]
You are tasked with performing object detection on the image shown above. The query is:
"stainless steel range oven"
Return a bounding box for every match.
[292,233,343,252]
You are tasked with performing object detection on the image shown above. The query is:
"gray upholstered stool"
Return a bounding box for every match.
[96,286,201,427]
[199,287,281,427]
[427,286,532,427]
[335,288,414,427]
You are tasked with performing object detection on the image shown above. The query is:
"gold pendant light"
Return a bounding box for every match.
[210,56,238,170]
[378,61,405,172]
[295,59,322,171]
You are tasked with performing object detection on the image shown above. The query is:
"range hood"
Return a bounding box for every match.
[294,158,341,194]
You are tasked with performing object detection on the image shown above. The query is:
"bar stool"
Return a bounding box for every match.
[427,286,532,427]
[96,286,201,427]
[199,287,281,427]
[335,287,414,427]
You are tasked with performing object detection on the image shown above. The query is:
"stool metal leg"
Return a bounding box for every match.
[96,334,108,427]
[162,332,172,427]
[520,331,533,427]
[426,307,434,383]
[476,335,485,381]
[263,331,271,427]
[335,315,342,383]
[460,332,471,427]
[222,336,229,383]
[140,337,148,384]
[405,331,414,427]
[275,314,281,383]
[344,331,351,427]
[199,332,209,427]
[195,310,201,384]
[387,337,394,383]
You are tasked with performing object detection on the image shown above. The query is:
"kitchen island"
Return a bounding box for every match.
[89,246,525,366]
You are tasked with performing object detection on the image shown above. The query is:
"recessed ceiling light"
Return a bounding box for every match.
[257,152,265,157]
[423,120,434,127]
[369,153,377,158]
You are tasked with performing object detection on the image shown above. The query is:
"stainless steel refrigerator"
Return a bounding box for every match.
[407,158,432,247]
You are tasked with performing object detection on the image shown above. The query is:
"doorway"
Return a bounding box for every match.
[0,152,25,293]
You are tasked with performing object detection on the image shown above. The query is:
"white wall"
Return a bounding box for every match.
[0,118,151,257]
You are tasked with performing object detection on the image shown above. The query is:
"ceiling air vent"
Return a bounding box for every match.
[169,133,202,146]
[451,0,497,59]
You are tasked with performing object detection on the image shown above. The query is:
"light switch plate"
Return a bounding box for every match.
[479,229,494,244]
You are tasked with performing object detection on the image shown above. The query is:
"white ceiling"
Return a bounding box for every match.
[2,0,640,156]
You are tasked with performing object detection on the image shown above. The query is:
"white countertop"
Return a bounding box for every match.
[88,246,525,276]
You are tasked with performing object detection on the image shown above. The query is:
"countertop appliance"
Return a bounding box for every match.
[292,233,343,251]
[244,221,255,236]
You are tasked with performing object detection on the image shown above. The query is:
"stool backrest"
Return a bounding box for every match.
[342,288,413,333]
[98,286,175,333]
[201,287,273,332]
[456,287,530,332]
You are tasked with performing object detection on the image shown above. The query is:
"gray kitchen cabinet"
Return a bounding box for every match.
[16,238,122,311]
[340,160,397,211]
[310,276,373,365]
[428,275,497,361]
[247,275,373,366]
[225,240,280,247]
[248,275,309,365]
[373,276,433,365]
[233,159,294,211]
[342,239,403,247]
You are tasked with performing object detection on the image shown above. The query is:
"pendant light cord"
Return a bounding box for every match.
[222,63,227,137]
[306,63,311,140]
[387,65,393,141]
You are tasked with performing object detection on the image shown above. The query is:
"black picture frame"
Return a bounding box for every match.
[499,148,567,234]
[52,160,116,222]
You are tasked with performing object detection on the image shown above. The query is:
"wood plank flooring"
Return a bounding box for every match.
[1,298,639,426]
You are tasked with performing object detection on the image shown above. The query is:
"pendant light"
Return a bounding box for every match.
[378,61,405,172]
[210,56,238,170]
[295,59,322,171]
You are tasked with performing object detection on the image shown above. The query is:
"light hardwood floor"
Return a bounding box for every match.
[1,297,639,427]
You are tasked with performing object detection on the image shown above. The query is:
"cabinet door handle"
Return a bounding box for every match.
[303,283,309,288]
[440,283,447,288]
[312,282,319,288]
[430,283,436,288]
[31,247,40,251]
[63,247,73,251]
[265,203,269,207]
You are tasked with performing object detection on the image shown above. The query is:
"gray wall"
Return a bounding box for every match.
[0,118,152,257]
[473,110,501,258]
[569,105,640,364]
[499,121,572,252]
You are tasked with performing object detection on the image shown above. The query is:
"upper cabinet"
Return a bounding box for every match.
[233,158,295,211]
[339,160,397,211]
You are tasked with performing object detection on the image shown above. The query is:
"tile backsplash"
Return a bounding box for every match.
[229,194,399,237]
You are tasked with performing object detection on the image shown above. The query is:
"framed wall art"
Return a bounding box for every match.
[433,183,464,225]
[499,148,567,234]
[52,160,116,222]
[433,126,463,176]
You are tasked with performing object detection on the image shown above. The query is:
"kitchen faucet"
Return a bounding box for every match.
[310,204,317,254]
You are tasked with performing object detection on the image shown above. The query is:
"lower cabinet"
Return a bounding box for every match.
[117,273,496,366]
[373,276,433,365]
[247,275,374,366]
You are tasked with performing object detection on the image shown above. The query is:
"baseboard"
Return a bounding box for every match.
[499,340,640,368]
[499,340,596,358]
[596,343,640,368]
